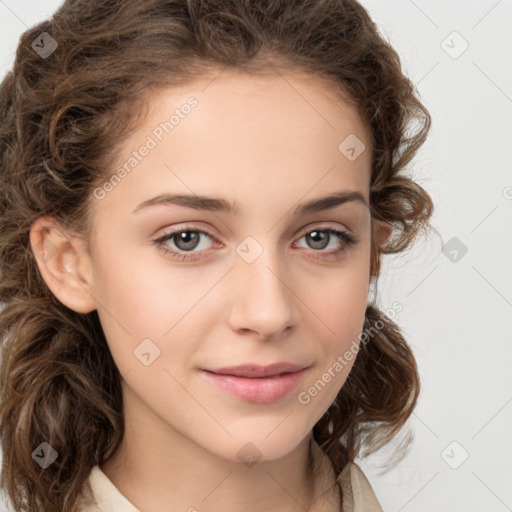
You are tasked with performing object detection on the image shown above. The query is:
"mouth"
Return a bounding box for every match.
[204,362,308,378]
[202,363,310,404]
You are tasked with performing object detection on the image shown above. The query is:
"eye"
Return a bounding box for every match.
[294,227,357,260]
[152,224,357,262]
[153,224,217,262]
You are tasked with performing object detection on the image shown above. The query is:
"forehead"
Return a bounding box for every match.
[91,68,372,222]
[144,67,370,148]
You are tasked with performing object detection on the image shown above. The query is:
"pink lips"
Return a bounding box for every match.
[202,363,309,404]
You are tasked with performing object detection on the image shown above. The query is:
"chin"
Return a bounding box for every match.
[201,423,312,464]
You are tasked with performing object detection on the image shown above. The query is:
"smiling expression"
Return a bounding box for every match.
[85,67,375,461]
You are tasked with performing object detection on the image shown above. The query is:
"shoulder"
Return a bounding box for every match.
[337,461,384,512]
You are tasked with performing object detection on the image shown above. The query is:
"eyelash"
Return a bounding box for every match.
[152,224,358,262]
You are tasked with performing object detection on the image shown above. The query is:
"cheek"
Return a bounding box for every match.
[328,269,369,340]
[308,247,370,340]
[89,240,165,369]
[91,241,215,376]
[332,267,369,362]
[297,256,370,408]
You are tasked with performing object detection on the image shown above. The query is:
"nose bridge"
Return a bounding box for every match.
[237,235,290,303]
[229,234,298,338]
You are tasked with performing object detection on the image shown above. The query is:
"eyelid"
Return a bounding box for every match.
[153,222,357,261]
[297,222,350,237]
[154,223,220,243]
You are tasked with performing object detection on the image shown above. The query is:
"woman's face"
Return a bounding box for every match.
[87,69,375,462]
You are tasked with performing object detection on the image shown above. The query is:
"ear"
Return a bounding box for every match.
[375,219,392,247]
[369,218,392,278]
[29,216,97,314]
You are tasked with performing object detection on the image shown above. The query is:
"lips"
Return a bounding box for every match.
[204,362,308,378]
[202,362,310,404]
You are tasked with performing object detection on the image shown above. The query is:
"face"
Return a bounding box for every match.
[86,68,374,462]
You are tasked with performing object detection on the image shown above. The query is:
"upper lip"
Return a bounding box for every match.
[204,363,309,378]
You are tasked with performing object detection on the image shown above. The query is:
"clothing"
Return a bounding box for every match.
[79,439,383,511]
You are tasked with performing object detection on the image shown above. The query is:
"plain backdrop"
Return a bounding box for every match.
[0,1,511,511]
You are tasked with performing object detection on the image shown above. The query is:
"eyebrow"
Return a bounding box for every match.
[132,190,368,216]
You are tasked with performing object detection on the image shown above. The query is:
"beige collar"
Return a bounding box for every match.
[309,437,383,512]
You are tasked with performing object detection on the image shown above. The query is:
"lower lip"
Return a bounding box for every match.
[202,368,308,404]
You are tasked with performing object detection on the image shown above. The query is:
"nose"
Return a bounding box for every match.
[227,247,300,341]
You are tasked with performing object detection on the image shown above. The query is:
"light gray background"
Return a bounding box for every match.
[0,1,511,511]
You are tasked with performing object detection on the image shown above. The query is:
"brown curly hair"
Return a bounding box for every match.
[0,0,434,510]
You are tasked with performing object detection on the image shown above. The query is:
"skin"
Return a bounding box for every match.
[31,68,390,512]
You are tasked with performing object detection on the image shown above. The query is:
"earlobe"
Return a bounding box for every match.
[29,216,97,314]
